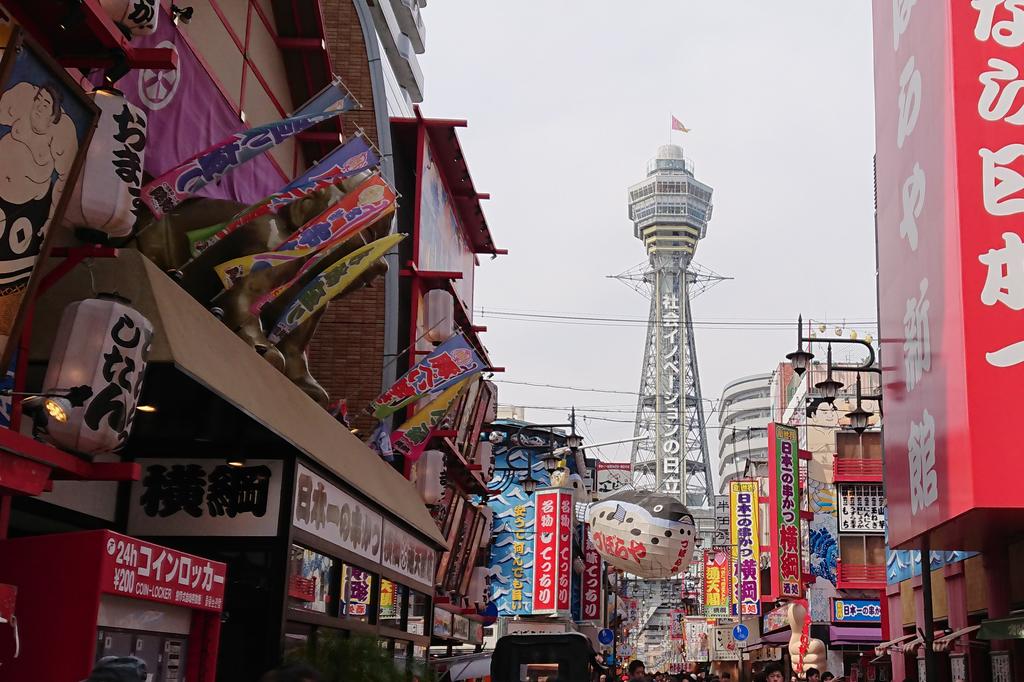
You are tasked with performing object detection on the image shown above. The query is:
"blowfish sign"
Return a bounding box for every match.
[730,480,761,616]
[769,423,802,598]
[372,334,485,419]
[533,489,573,614]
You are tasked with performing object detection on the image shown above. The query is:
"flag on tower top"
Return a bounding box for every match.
[671,115,691,133]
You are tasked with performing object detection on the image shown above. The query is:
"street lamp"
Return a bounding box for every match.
[845,374,873,433]
[522,477,539,494]
[785,315,815,375]
[814,344,844,405]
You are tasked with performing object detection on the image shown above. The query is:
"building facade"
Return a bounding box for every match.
[716,372,772,494]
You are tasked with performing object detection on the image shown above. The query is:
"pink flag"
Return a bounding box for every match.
[671,115,691,133]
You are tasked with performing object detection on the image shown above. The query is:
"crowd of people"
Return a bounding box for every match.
[612,659,847,682]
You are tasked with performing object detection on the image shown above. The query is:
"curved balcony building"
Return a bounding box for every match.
[716,373,772,494]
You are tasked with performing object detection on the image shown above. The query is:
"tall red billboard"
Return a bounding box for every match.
[874,1,1024,549]
[581,523,602,622]
[532,489,573,614]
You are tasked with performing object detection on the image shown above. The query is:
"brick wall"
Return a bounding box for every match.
[310,0,386,436]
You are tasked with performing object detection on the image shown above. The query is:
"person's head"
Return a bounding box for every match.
[764,664,784,682]
[820,673,835,682]
[628,661,646,679]
[259,664,321,682]
[31,83,62,132]
[806,668,820,682]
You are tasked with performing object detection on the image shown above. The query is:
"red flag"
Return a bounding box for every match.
[671,115,691,133]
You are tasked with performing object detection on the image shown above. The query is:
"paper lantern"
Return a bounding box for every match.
[42,296,153,458]
[63,89,147,240]
[476,440,493,480]
[467,566,489,606]
[479,505,493,548]
[423,288,454,345]
[415,449,446,504]
[586,491,697,579]
[98,0,159,35]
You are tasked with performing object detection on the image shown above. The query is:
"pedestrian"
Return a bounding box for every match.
[259,663,322,682]
[629,660,647,681]
[805,668,821,682]
[821,673,835,682]
[764,663,785,682]
[80,657,147,682]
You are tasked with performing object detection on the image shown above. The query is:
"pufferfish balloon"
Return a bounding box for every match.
[586,491,697,579]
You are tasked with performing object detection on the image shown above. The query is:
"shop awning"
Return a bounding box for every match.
[829,626,883,646]
[760,629,791,645]
[979,615,1024,640]
[934,625,982,651]
[874,632,916,656]
[32,251,447,548]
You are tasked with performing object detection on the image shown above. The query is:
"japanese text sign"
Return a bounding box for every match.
[581,523,602,622]
[768,423,802,598]
[372,335,485,419]
[874,0,1024,549]
[129,459,282,537]
[669,609,685,639]
[703,548,732,619]
[730,480,761,616]
[100,531,226,612]
[381,519,437,591]
[831,598,882,624]
[292,464,383,562]
[532,489,573,614]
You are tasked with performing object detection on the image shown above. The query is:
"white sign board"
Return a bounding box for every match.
[501,619,571,636]
[381,519,437,590]
[838,483,885,534]
[128,459,282,536]
[713,624,740,661]
[293,463,383,562]
[596,462,631,499]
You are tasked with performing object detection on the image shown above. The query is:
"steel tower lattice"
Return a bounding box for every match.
[625,144,716,508]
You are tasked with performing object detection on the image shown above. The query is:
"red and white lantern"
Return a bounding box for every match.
[98,0,159,35]
[467,566,488,607]
[42,296,153,458]
[415,449,446,505]
[63,89,147,241]
[423,288,455,345]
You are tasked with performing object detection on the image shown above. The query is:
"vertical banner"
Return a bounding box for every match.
[730,480,761,616]
[533,489,572,615]
[669,609,685,639]
[703,548,731,618]
[769,423,802,598]
[581,523,602,622]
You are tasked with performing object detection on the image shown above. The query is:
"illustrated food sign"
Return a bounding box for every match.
[596,462,632,499]
[832,598,882,624]
[703,548,731,618]
[873,0,1024,549]
[580,524,602,622]
[730,480,761,616]
[532,489,572,614]
[768,423,802,598]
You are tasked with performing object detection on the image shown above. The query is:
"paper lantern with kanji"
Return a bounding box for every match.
[467,566,489,607]
[98,0,160,35]
[586,490,697,579]
[415,449,446,505]
[63,89,147,241]
[42,296,153,458]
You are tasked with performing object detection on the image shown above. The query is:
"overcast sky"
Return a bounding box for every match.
[418,2,878,468]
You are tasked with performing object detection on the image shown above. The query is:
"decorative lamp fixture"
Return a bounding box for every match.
[542,450,560,473]
[814,344,844,405]
[786,315,815,376]
[226,455,246,468]
[423,288,455,345]
[845,375,873,434]
[522,477,538,495]
[136,405,157,413]
[416,449,446,505]
[44,397,71,424]
[98,0,160,35]
[565,433,583,450]
[42,296,153,458]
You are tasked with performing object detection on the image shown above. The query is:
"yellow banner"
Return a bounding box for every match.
[729,480,761,617]
[390,376,474,461]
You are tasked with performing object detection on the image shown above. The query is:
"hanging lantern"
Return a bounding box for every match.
[479,505,493,549]
[423,288,455,345]
[415,449,446,504]
[476,439,493,481]
[42,296,153,458]
[62,89,148,242]
[586,491,697,579]
[467,566,489,607]
[98,0,160,35]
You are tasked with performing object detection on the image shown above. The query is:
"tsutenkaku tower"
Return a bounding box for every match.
[627,144,715,508]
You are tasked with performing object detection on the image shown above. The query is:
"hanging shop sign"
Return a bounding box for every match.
[763,604,791,633]
[595,462,632,499]
[580,524,602,622]
[433,606,452,638]
[532,488,573,615]
[713,624,740,661]
[838,483,885,534]
[873,0,1024,550]
[586,490,697,579]
[703,548,731,619]
[391,377,474,462]
[487,447,537,615]
[100,530,226,611]
[187,135,379,255]
[669,609,684,640]
[470,621,484,645]
[713,494,731,546]
[99,0,160,35]
[141,81,355,217]
[42,297,153,457]
[0,28,99,371]
[128,459,282,536]
[452,614,470,641]
[685,619,711,662]
[341,564,372,617]
[381,519,437,591]
[768,423,802,598]
[372,335,485,419]
[730,480,761,616]
[292,464,383,562]
[501,619,569,636]
[831,598,882,624]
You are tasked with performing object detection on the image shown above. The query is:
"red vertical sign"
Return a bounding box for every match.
[532,490,558,613]
[874,0,1024,549]
[581,523,602,621]
[555,491,573,613]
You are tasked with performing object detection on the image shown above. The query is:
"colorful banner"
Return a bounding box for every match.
[669,609,685,640]
[390,377,472,462]
[685,619,711,662]
[532,489,572,615]
[703,548,731,618]
[266,233,403,343]
[372,334,485,419]
[730,480,761,616]
[769,423,802,598]
[581,523,602,622]
[831,598,882,624]
[213,172,396,288]
[187,136,379,256]
[142,81,356,217]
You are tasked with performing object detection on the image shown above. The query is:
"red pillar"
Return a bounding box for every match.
[983,547,1012,663]
[944,561,976,681]
[887,582,907,682]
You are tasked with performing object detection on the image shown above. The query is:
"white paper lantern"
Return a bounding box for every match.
[63,89,147,241]
[467,566,489,606]
[423,288,454,345]
[479,505,493,548]
[415,449,446,504]
[586,491,697,579]
[98,0,160,35]
[476,439,493,481]
[42,296,153,458]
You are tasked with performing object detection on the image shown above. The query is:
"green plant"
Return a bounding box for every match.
[286,632,436,682]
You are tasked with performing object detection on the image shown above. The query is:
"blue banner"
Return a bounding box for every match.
[832,598,882,623]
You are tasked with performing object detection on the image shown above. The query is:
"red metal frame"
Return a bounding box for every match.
[836,559,886,590]
[834,458,884,482]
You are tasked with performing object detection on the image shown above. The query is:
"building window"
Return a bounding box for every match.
[406,590,429,636]
[288,545,339,616]
[839,534,886,566]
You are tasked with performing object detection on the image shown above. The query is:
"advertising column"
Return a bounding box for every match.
[730,480,761,617]
[532,488,573,616]
[768,423,802,599]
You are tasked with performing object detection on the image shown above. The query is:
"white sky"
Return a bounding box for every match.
[418,2,878,468]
